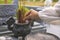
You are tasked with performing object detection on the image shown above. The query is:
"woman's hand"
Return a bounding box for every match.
[23,9,39,21]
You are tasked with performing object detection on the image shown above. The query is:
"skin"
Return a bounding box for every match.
[24,9,59,39]
[23,9,40,21]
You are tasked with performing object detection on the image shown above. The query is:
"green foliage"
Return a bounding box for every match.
[8,0,12,4]
[19,6,29,15]
[35,0,40,2]
[0,0,12,4]
[0,0,4,4]
[43,0,58,2]
[16,5,29,23]
[16,6,29,18]
[53,0,58,2]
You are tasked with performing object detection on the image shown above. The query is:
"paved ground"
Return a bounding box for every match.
[26,33,58,40]
[0,33,58,40]
[0,22,60,40]
[0,22,47,40]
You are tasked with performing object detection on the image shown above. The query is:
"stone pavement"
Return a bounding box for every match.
[26,33,58,40]
[0,36,18,40]
[0,33,58,40]
[0,22,47,40]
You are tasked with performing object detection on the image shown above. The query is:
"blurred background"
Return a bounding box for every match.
[0,0,58,6]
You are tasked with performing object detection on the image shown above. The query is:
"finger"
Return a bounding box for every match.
[24,10,31,17]
[23,14,32,21]
[24,9,34,17]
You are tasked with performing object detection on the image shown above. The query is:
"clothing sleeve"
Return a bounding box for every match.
[53,1,60,16]
[38,7,60,23]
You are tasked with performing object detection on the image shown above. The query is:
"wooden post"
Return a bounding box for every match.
[4,0,8,4]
